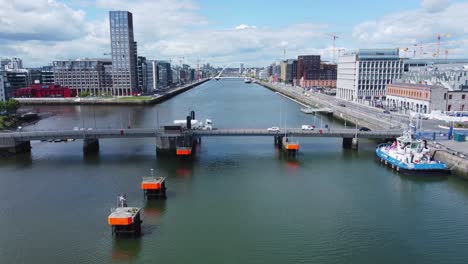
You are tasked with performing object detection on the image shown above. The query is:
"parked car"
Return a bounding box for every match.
[267,126,280,132]
[339,103,346,107]
[383,110,391,114]
[389,108,398,112]
[301,125,314,131]
[359,127,371,131]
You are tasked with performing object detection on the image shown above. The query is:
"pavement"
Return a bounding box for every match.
[270,82,453,132]
[270,83,403,129]
[433,139,468,157]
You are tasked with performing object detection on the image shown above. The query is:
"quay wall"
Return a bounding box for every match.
[433,150,468,179]
[257,82,386,130]
[16,79,209,106]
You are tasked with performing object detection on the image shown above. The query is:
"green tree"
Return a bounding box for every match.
[79,91,90,97]
[5,99,20,114]
[0,101,6,113]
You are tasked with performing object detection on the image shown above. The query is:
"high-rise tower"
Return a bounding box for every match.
[109,11,137,95]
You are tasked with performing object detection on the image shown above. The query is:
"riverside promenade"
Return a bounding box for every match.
[258,81,404,130]
[15,79,209,105]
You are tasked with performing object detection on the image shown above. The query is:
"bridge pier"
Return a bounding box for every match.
[274,136,284,147]
[343,137,358,150]
[156,135,199,156]
[83,138,99,154]
[0,138,31,156]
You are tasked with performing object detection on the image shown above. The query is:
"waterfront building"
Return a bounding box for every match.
[157,61,172,88]
[404,58,468,71]
[259,69,268,80]
[0,75,5,101]
[0,70,29,99]
[280,59,297,84]
[386,83,468,113]
[297,55,337,88]
[337,48,404,106]
[190,69,195,82]
[266,65,273,77]
[109,11,137,96]
[172,68,179,86]
[53,59,113,96]
[240,63,244,75]
[297,55,320,80]
[386,65,468,113]
[28,66,54,85]
[145,60,157,91]
[137,56,147,93]
[14,84,72,98]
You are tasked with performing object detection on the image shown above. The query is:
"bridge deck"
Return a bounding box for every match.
[0,128,402,141]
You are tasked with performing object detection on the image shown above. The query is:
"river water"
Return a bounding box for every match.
[1,80,468,263]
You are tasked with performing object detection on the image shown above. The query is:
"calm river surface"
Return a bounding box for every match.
[1,80,468,263]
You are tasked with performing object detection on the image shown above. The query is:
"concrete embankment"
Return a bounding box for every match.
[257,82,386,130]
[16,79,209,106]
[432,149,468,179]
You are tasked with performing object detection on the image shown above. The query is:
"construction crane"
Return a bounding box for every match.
[326,33,339,63]
[436,33,451,58]
[398,47,409,58]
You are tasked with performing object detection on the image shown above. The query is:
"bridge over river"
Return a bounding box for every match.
[0,128,403,155]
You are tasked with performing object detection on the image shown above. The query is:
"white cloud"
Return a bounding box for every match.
[0,0,332,67]
[352,1,468,57]
[421,0,450,13]
[235,24,257,30]
[0,0,86,41]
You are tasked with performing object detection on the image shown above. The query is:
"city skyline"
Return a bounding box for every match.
[0,0,467,67]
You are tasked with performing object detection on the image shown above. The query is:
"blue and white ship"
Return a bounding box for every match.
[376,129,449,174]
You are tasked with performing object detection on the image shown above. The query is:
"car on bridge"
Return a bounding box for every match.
[359,127,371,131]
[267,126,280,132]
[301,125,314,131]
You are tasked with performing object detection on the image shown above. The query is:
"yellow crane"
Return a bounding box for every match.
[436,33,451,58]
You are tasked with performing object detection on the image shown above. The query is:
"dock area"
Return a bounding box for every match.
[301,107,333,114]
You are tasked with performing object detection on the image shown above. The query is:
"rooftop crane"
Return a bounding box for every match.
[436,33,451,58]
[326,33,339,63]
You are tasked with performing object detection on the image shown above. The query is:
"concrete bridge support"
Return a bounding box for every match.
[0,138,31,156]
[83,138,99,154]
[156,135,199,156]
[343,137,358,150]
[274,136,284,147]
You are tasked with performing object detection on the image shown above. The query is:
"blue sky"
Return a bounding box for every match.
[1,0,467,67]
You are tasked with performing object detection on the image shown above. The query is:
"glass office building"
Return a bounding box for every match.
[109,11,137,96]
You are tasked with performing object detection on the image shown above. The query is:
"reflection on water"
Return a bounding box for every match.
[111,237,142,261]
[2,80,468,264]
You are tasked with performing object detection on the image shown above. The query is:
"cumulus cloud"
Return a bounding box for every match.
[235,24,257,30]
[0,0,332,67]
[0,0,86,41]
[352,1,468,57]
[421,0,450,13]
